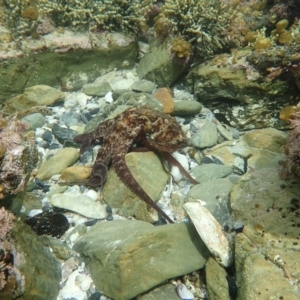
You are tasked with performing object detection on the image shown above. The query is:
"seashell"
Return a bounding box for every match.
[84,189,98,201]
[183,200,233,268]
[61,257,79,284]
[176,282,194,300]
[27,209,43,218]
[60,270,86,300]
[171,152,189,182]
[80,276,93,292]
[104,91,114,103]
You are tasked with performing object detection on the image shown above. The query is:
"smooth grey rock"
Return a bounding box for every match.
[50,193,106,219]
[82,82,112,96]
[131,80,156,93]
[190,164,233,182]
[191,121,218,148]
[102,152,169,218]
[188,178,234,227]
[216,124,233,141]
[206,257,231,300]
[113,78,135,90]
[21,112,45,130]
[172,100,202,116]
[36,147,79,180]
[74,220,209,300]
[61,111,81,127]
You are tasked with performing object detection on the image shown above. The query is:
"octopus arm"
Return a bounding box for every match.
[88,135,116,186]
[111,128,174,223]
[74,119,116,154]
[164,152,200,185]
[74,132,96,154]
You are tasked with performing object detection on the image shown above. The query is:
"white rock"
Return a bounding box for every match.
[75,92,92,107]
[112,78,135,90]
[35,137,44,143]
[84,189,98,201]
[104,91,113,103]
[27,209,43,218]
[184,200,233,268]
[163,180,172,198]
[125,71,138,80]
[171,152,189,182]
[60,270,87,300]
[86,103,100,110]
[50,174,61,181]
[46,116,58,124]
[51,193,106,219]
[80,277,93,292]
[35,127,45,137]
[176,282,194,300]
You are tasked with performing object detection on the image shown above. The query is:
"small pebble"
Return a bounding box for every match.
[84,189,98,201]
[89,292,102,300]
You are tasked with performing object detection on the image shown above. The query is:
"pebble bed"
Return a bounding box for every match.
[25,67,245,300]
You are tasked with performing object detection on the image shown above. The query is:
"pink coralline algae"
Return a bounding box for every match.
[0,116,36,200]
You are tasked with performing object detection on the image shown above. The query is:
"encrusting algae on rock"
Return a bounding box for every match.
[0,115,37,200]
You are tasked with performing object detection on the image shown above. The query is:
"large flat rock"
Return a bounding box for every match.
[75,220,209,300]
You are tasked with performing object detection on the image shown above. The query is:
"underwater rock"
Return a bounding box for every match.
[184,200,233,268]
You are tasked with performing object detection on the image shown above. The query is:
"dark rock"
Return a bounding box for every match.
[41,131,54,143]
[52,123,78,146]
[88,292,102,300]
[48,143,61,149]
[25,211,69,238]
[84,219,98,226]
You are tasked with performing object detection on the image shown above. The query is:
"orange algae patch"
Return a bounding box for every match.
[153,88,174,113]
[279,106,300,122]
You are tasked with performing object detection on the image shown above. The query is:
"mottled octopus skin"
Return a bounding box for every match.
[74,106,189,224]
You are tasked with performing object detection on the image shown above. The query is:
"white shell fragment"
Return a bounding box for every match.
[184,200,233,268]
[171,152,189,182]
[176,282,194,300]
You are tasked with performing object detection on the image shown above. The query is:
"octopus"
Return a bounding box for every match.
[74,106,198,224]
